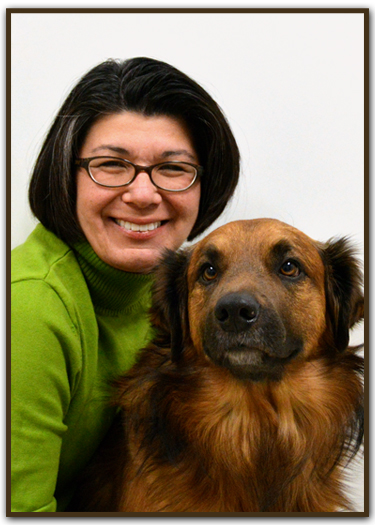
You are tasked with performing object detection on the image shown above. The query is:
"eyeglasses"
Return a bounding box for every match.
[75,156,203,192]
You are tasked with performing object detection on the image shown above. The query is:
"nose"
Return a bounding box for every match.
[214,292,260,333]
[121,171,162,208]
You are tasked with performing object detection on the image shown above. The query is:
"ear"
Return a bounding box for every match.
[151,248,191,362]
[321,237,364,352]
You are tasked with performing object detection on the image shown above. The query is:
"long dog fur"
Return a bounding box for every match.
[70,219,364,513]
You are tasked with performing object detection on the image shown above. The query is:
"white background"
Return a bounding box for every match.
[9,2,367,518]
[11,11,364,252]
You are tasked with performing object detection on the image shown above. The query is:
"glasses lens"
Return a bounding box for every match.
[88,157,134,186]
[152,162,197,191]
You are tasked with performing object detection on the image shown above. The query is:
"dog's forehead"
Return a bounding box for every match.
[191,219,323,270]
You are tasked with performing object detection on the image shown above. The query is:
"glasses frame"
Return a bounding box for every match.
[75,156,203,192]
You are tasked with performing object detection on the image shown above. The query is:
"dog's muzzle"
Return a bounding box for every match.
[203,292,303,381]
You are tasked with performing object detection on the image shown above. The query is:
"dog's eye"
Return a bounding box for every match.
[279,260,300,278]
[201,265,218,282]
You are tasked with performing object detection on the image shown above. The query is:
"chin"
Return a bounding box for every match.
[109,250,160,274]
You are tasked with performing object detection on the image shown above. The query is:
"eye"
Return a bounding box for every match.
[90,158,130,173]
[201,264,218,282]
[279,260,301,278]
[157,163,191,177]
[100,160,128,169]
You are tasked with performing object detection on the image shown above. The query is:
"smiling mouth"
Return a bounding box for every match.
[113,219,163,232]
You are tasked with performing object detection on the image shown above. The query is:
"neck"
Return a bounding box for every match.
[73,241,153,315]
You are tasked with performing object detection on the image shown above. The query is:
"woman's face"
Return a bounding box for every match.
[76,111,201,273]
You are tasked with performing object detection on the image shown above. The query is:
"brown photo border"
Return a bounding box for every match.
[6,7,369,518]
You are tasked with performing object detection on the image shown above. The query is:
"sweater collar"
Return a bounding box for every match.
[73,241,154,315]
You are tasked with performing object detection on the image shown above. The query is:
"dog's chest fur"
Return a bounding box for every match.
[116,347,362,512]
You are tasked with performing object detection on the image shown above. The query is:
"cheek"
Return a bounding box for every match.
[169,184,200,222]
[76,174,95,223]
[76,174,110,224]
[286,288,326,352]
[188,287,209,354]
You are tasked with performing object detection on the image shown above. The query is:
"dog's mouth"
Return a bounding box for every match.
[203,329,303,382]
[202,304,304,382]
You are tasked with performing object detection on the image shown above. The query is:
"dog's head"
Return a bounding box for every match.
[152,219,363,381]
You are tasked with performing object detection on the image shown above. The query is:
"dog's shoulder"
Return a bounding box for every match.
[113,344,171,404]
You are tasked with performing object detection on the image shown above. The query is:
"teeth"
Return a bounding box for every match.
[114,219,162,232]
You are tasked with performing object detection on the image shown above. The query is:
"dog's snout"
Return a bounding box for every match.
[214,293,260,332]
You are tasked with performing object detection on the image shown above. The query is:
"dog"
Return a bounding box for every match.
[71,219,364,513]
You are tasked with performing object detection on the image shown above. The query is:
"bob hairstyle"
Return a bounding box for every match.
[29,57,240,243]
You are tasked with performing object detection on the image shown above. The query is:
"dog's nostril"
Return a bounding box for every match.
[240,307,257,322]
[215,308,229,322]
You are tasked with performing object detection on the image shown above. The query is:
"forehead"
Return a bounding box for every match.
[81,111,197,156]
[190,219,324,275]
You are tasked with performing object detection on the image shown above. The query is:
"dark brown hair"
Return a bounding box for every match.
[29,57,240,244]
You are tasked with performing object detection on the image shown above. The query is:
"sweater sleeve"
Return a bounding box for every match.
[11,279,82,512]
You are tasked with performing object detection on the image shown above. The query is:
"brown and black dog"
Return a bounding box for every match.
[72,219,364,513]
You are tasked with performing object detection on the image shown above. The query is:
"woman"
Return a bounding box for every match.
[11,57,240,512]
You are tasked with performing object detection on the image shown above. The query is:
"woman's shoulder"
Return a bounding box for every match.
[12,224,75,281]
[12,224,97,342]
[11,224,94,318]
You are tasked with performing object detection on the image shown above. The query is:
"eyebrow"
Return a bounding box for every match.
[91,145,130,156]
[201,245,222,265]
[270,240,295,260]
[91,145,197,162]
[160,150,197,162]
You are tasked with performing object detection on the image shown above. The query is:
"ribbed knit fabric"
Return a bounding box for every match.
[11,224,154,512]
[73,240,153,315]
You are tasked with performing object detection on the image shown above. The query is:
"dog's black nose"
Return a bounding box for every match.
[214,293,260,332]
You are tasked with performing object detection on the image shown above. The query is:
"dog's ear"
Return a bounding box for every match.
[321,237,364,352]
[151,247,191,362]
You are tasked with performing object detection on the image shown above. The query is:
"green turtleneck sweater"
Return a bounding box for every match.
[11,224,154,513]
